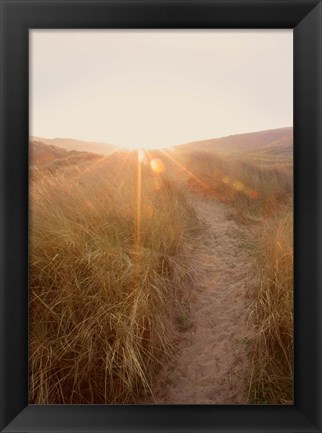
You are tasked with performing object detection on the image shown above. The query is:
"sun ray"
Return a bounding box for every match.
[135,150,142,258]
[160,149,210,191]
[112,153,133,194]
[78,145,125,178]
[144,149,154,162]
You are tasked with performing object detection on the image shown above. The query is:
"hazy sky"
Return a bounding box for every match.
[30,30,292,149]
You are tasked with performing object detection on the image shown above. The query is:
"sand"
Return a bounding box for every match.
[147,192,253,404]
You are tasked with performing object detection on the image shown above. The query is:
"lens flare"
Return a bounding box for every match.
[233,181,244,191]
[135,155,142,257]
[154,177,162,190]
[150,159,165,173]
[249,190,259,199]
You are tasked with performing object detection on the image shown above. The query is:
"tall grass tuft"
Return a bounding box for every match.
[248,207,293,404]
[29,153,195,403]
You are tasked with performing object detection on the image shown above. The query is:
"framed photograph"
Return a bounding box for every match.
[0,0,321,432]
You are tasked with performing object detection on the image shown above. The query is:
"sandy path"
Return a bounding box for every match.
[150,192,253,404]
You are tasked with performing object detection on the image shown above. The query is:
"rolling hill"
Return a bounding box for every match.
[30,136,116,155]
[175,127,293,157]
[29,139,102,170]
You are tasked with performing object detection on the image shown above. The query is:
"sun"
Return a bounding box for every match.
[120,143,175,152]
[135,149,165,172]
[138,149,145,162]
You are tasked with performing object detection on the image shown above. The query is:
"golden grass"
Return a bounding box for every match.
[178,150,292,221]
[29,152,195,404]
[174,149,293,404]
[247,207,293,404]
[29,143,293,405]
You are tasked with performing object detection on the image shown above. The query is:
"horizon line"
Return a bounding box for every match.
[30,125,293,150]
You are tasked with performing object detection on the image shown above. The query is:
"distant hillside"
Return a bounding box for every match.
[30,140,102,169]
[175,127,293,157]
[31,136,116,155]
[30,140,70,164]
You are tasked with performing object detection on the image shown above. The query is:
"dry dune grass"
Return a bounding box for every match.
[248,207,293,404]
[29,141,293,405]
[179,150,292,221]
[175,149,293,404]
[29,152,196,404]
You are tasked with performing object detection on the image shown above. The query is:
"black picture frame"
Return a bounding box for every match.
[0,0,321,432]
